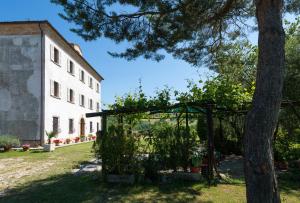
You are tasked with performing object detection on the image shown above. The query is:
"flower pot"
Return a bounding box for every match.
[22,145,30,151]
[44,143,55,152]
[66,140,71,144]
[190,167,200,173]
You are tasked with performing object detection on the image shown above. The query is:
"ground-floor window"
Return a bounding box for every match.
[53,116,59,134]
[90,121,93,133]
[69,119,74,133]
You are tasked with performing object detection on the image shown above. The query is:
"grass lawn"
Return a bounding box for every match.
[0,143,299,203]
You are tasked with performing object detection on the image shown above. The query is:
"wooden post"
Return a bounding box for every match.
[101,114,107,180]
[185,107,190,171]
[206,105,214,184]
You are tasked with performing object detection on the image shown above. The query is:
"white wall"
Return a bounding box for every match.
[43,34,101,142]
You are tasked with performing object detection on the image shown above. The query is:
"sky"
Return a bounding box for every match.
[0,1,295,106]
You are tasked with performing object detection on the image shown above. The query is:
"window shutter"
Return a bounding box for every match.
[50,80,54,96]
[73,90,75,103]
[67,88,70,102]
[58,83,61,98]
[58,50,61,65]
[67,59,70,72]
[50,45,54,61]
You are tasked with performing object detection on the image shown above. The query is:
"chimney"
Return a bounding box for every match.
[70,43,83,56]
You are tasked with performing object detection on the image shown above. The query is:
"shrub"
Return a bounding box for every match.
[151,122,198,171]
[0,135,20,151]
[80,135,86,141]
[98,125,140,175]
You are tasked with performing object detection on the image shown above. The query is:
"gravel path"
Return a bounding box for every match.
[0,157,56,193]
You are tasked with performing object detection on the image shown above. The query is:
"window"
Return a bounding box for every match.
[97,122,99,131]
[90,121,93,133]
[52,116,59,134]
[96,102,100,112]
[96,83,99,93]
[80,70,85,83]
[67,60,75,75]
[79,94,85,107]
[50,80,61,98]
[50,45,61,65]
[69,119,74,134]
[89,77,93,89]
[89,99,93,110]
[67,88,75,103]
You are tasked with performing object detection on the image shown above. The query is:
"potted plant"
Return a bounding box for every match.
[22,144,30,151]
[44,131,57,152]
[92,135,97,141]
[88,134,93,141]
[65,138,71,144]
[190,151,202,173]
[74,137,80,143]
[0,135,20,152]
[53,139,62,146]
[80,135,86,142]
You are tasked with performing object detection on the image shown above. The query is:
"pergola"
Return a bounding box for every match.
[86,100,300,183]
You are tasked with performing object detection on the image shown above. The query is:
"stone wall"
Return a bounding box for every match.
[0,35,42,144]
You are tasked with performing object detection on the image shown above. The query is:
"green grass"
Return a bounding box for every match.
[0,143,299,203]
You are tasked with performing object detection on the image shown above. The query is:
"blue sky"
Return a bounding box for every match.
[0,1,295,106]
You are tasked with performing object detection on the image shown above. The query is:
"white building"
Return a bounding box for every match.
[0,21,103,145]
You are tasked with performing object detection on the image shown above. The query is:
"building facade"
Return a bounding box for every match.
[0,21,103,145]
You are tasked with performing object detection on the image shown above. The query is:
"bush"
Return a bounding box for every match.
[0,135,20,151]
[98,125,140,175]
[274,129,300,161]
[151,122,198,171]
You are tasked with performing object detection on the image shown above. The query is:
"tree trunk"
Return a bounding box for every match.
[244,0,284,202]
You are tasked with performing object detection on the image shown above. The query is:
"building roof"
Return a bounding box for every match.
[0,20,104,81]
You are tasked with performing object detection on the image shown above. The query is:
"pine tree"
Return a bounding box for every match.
[51,0,299,202]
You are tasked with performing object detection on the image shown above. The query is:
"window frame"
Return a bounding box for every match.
[50,45,61,66]
[52,116,60,134]
[50,80,61,99]
[67,88,75,104]
[79,94,85,107]
[89,98,93,110]
[67,59,75,76]
[69,118,75,134]
[89,77,93,89]
[80,70,85,83]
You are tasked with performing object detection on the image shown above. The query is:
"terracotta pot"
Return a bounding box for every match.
[190,167,200,173]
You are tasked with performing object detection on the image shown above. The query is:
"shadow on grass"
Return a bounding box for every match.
[0,172,213,203]
[278,168,300,199]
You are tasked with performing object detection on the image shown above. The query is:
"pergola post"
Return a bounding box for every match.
[206,105,214,184]
[101,114,107,180]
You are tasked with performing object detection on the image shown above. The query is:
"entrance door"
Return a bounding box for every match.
[80,118,85,136]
